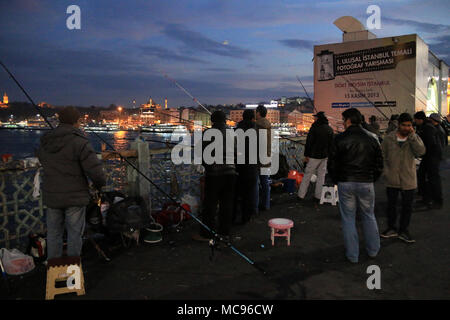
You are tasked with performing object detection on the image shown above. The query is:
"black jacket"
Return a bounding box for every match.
[436,123,448,148]
[37,124,106,209]
[304,117,334,159]
[416,120,441,159]
[327,125,383,184]
[236,119,259,175]
[201,123,237,177]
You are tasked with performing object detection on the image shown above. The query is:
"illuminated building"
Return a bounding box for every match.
[314,16,449,130]
[229,108,280,124]
[0,92,8,108]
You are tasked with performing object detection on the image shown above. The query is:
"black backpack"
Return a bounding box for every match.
[105,195,150,233]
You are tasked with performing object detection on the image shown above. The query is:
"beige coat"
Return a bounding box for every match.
[256,117,272,168]
[381,131,426,190]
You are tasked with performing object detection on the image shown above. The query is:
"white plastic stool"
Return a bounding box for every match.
[319,185,339,206]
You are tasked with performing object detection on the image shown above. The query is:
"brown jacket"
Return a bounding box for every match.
[256,117,272,168]
[381,131,425,190]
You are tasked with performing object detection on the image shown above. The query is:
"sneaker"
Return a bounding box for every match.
[143,231,162,244]
[398,231,416,243]
[346,257,358,264]
[380,228,398,239]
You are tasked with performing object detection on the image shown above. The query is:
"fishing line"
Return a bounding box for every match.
[161,71,212,115]
[341,75,389,120]
[296,75,317,113]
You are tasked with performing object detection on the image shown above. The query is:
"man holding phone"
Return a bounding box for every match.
[380,113,425,243]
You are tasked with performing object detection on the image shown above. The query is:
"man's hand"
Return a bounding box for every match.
[409,127,415,136]
[304,157,310,163]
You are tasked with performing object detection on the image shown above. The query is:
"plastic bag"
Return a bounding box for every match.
[181,194,199,215]
[0,248,35,275]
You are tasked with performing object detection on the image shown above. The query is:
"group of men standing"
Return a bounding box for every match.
[194,105,273,242]
[37,105,447,266]
[298,108,447,263]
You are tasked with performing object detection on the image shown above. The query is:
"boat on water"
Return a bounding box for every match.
[83,123,120,132]
[0,121,51,130]
[273,124,298,138]
[140,124,188,134]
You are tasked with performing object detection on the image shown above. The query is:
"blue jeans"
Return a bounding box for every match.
[337,182,380,262]
[46,206,86,259]
[259,174,271,210]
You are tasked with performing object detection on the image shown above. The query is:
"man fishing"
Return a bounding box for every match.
[37,106,106,260]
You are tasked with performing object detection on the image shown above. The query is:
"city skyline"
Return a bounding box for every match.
[0,0,449,107]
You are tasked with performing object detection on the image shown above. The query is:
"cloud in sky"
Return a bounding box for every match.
[0,0,448,107]
[382,17,450,34]
[278,39,316,51]
[163,24,253,59]
[140,46,208,64]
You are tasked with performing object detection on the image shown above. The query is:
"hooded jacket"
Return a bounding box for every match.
[236,119,259,175]
[37,124,106,208]
[381,131,425,190]
[255,117,272,168]
[304,117,334,159]
[416,119,441,159]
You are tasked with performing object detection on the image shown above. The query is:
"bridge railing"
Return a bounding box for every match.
[0,136,305,249]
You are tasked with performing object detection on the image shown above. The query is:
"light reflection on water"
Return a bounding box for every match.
[0,129,184,159]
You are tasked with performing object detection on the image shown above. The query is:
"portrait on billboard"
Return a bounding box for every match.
[317,51,335,81]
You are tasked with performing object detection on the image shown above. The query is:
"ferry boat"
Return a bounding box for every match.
[273,124,297,138]
[83,123,120,132]
[140,124,188,134]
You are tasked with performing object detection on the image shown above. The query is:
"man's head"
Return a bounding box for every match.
[413,111,426,126]
[369,115,377,124]
[429,113,441,126]
[58,107,80,127]
[210,110,226,125]
[341,108,362,129]
[313,111,325,120]
[242,109,255,122]
[255,104,267,120]
[397,113,413,137]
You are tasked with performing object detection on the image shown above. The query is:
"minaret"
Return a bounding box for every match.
[149,97,153,106]
[3,93,8,104]
[165,97,168,109]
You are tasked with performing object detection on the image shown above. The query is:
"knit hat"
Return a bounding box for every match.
[58,107,80,125]
[210,110,226,124]
[313,111,325,118]
[429,113,441,123]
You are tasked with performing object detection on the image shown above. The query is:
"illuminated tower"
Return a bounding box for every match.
[149,97,153,106]
[3,92,8,104]
[165,97,168,109]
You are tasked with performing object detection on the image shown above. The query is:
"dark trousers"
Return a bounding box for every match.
[417,157,443,205]
[234,170,259,223]
[386,188,415,233]
[201,174,236,237]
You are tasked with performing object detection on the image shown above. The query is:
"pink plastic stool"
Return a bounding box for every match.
[268,218,294,246]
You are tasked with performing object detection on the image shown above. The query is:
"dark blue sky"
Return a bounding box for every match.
[0,0,448,107]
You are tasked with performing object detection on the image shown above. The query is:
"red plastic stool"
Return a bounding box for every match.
[268,218,294,246]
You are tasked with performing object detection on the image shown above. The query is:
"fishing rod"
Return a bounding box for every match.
[0,61,54,129]
[0,60,270,278]
[341,75,389,121]
[370,72,394,116]
[395,67,444,117]
[296,75,317,113]
[161,72,212,115]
